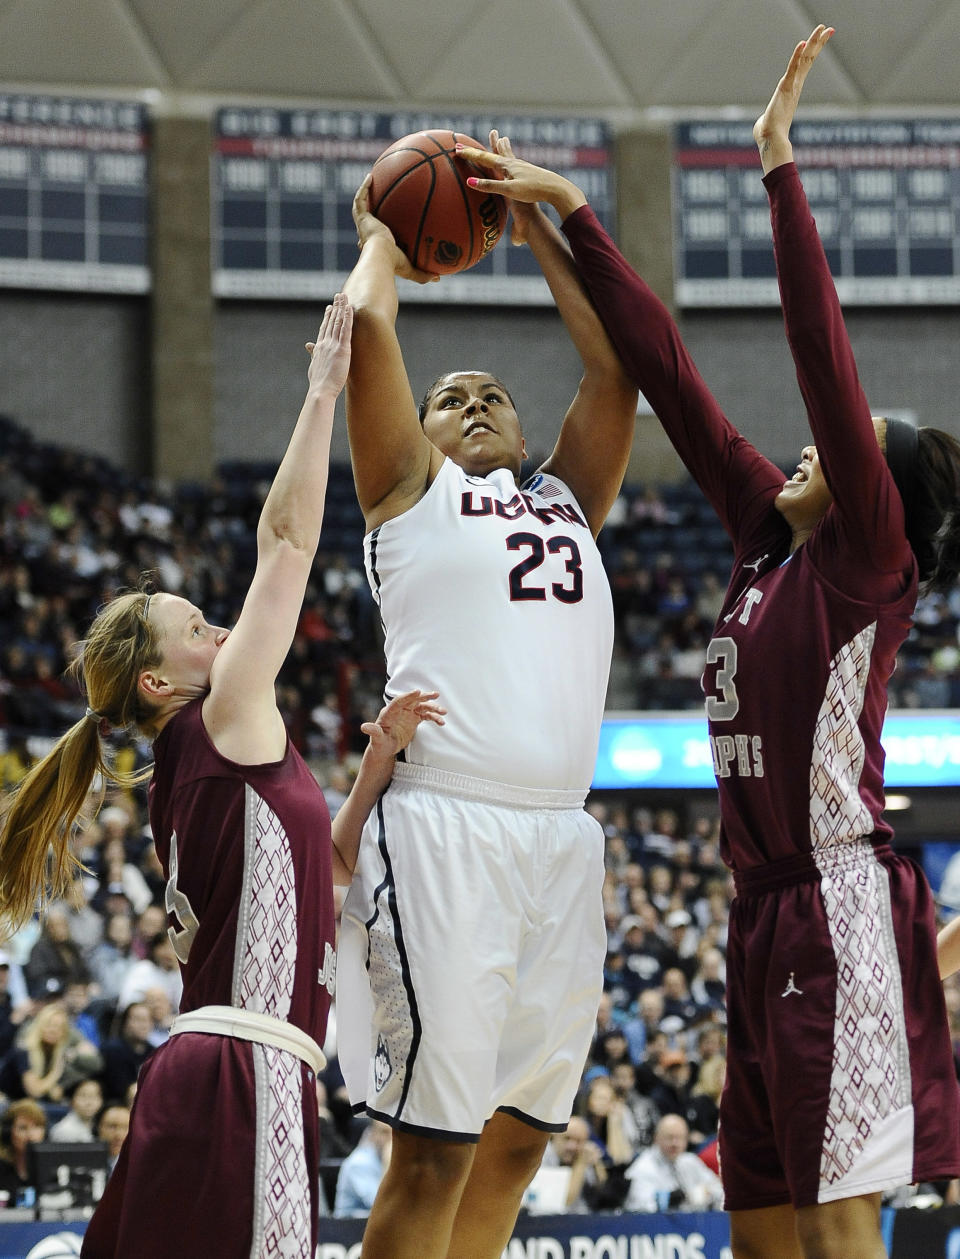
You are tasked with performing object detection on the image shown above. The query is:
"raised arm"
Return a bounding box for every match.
[202,296,351,763]
[340,182,443,531]
[464,145,783,538]
[330,689,445,884]
[460,135,637,534]
[756,26,911,575]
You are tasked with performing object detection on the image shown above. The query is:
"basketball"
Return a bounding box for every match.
[368,130,507,276]
[25,1234,84,1258]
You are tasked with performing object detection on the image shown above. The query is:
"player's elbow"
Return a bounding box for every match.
[257,521,316,563]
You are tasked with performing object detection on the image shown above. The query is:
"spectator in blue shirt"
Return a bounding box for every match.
[333,1120,392,1218]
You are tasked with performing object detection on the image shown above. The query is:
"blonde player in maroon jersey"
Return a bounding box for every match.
[0,295,445,1259]
[465,24,960,1259]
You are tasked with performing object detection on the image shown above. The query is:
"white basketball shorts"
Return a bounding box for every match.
[336,762,607,1140]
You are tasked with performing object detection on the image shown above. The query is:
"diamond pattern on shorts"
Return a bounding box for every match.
[238,790,297,1021]
[257,1044,312,1259]
[366,897,411,1106]
[815,847,907,1186]
[809,625,876,850]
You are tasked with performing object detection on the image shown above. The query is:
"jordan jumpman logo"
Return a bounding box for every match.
[781,972,803,997]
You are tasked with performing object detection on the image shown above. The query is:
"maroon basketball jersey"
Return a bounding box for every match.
[148,699,335,1043]
[563,168,917,872]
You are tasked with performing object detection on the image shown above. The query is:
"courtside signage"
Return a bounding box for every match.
[594,710,960,789]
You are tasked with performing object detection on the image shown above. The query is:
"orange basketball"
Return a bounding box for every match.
[368,130,507,276]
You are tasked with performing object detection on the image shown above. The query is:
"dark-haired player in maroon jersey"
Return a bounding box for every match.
[0,296,444,1259]
[465,24,960,1259]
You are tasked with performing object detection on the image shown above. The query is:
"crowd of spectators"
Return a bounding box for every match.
[1,411,960,1219]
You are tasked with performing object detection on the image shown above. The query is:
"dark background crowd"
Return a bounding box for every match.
[1,410,959,1217]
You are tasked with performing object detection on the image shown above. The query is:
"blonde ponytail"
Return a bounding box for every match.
[0,590,163,933]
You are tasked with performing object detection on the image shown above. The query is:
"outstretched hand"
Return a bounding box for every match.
[488,130,534,245]
[351,175,438,284]
[455,136,587,225]
[304,292,353,396]
[361,690,446,758]
[754,24,834,175]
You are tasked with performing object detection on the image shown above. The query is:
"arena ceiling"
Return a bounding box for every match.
[0,0,955,117]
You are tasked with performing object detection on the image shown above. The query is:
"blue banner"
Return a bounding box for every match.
[316,1212,733,1259]
[594,709,960,790]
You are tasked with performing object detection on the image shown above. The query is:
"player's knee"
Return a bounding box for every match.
[385,1133,475,1201]
[794,1211,884,1259]
[481,1128,550,1194]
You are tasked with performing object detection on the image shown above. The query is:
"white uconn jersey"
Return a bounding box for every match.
[364,459,613,793]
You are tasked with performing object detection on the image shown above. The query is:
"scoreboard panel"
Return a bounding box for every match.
[675,117,960,307]
[213,108,614,305]
[0,93,149,294]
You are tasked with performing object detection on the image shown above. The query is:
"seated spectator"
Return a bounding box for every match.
[1,1000,100,1104]
[661,909,699,982]
[96,1102,130,1174]
[130,906,167,960]
[63,981,103,1049]
[621,912,666,995]
[688,1053,724,1145]
[593,1028,631,1073]
[88,913,137,1011]
[647,864,676,915]
[94,838,153,917]
[622,987,667,1068]
[537,1116,609,1213]
[50,1076,104,1142]
[648,1048,716,1148]
[117,934,182,1014]
[141,987,174,1047]
[332,1120,392,1218]
[609,1060,660,1151]
[0,952,32,1061]
[660,967,706,1036]
[24,905,91,1001]
[577,1073,636,1170]
[58,879,104,957]
[623,1114,723,1212]
[0,1098,47,1206]
[99,1003,155,1103]
[689,946,727,1015]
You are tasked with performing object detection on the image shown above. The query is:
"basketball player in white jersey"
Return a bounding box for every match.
[335,134,638,1259]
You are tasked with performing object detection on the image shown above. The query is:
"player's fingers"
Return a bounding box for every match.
[352,174,372,220]
[466,176,506,196]
[305,342,315,354]
[318,302,334,334]
[455,143,500,170]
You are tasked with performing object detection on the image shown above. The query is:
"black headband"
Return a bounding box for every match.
[884,418,919,518]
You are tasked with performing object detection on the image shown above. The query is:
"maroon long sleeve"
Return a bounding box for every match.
[561,204,785,555]
[765,162,912,584]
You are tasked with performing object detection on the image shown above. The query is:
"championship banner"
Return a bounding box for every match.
[0,93,149,294]
[675,117,960,307]
[213,108,613,305]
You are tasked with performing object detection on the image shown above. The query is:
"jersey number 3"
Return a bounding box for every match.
[165,831,201,964]
[506,532,583,603]
[704,636,740,720]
